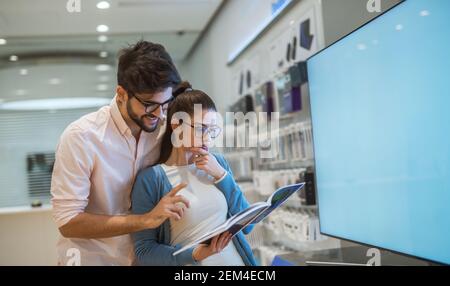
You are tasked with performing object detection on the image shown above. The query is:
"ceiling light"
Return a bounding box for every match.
[99,51,108,58]
[97,84,109,91]
[15,89,28,96]
[49,78,62,85]
[96,64,112,72]
[97,1,110,9]
[98,35,108,42]
[9,55,18,62]
[0,38,6,45]
[395,24,403,31]
[20,69,28,76]
[96,25,109,33]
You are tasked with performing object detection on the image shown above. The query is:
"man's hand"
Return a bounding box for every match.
[192,232,233,262]
[141,183,189,229]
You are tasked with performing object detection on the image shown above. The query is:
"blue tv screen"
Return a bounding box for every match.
[307,0,450,264]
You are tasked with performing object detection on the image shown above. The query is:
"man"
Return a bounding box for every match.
[51,41,189,266]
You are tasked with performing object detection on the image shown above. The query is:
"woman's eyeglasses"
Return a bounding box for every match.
[132,93,174,114]
[183,122,222,139]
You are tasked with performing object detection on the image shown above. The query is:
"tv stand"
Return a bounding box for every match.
[271,245,436,266]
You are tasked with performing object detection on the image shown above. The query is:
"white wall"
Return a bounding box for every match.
[178,0,325,113]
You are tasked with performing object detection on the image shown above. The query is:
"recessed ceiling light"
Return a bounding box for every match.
[97,1,110,9]
[96,24,109,33]
[49,78,62,85]
[0,38,6,45]
[15,89,28,96]
[20,69,28,76]
[99,51,108,58]
[98,35,108,42]
[97,84,109,91]
[9,55,18,62]
[96,64,112,72]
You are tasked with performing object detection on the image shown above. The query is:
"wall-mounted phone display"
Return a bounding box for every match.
[289,61,308,88]
[254,81,276,117]
[275,72,302,115]
[297,7,319,59]
[230,94,255,113]
[300,19,314,51]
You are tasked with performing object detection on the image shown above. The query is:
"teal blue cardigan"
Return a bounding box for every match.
[130,153,258,266]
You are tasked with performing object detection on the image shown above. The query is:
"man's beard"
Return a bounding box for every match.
[126,100,160,133]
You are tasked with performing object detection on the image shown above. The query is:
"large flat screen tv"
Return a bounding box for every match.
[307,0,450,264]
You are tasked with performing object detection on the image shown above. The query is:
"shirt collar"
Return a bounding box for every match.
[110,95,131,137]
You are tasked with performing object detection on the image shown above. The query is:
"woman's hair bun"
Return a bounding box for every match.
[173,81,193,97]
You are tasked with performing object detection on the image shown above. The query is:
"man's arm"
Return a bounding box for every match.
[59,183,188,239]
[59,213,149,239]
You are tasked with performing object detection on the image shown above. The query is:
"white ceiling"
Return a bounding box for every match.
[0,0,222,37]
[0,0,222,107]
[0,0,222,61]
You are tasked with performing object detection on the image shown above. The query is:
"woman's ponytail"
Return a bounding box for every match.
[173,81,193,97]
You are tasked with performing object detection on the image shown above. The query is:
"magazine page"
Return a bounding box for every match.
[173,203,268,256]
[251,183,305,224]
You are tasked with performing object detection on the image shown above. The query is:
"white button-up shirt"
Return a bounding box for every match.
[51,97,164,266]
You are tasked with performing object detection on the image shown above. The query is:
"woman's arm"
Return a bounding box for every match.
[130,168,197,266]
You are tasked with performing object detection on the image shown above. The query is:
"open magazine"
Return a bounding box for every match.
[173,183,305,256]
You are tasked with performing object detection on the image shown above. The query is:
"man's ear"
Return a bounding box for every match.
[116,86,128,105]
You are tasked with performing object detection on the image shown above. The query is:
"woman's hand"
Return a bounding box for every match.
[190,147,226,181]
[192,232,233,262]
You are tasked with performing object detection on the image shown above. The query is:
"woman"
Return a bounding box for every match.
[131,82,257,266]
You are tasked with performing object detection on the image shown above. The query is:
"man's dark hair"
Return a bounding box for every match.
[117,40,181,96]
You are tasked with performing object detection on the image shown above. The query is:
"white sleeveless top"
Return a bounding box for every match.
[161,163,244,266]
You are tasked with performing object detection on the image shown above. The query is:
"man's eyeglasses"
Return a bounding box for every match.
[132,93,174,114]
[183,122,222,139]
